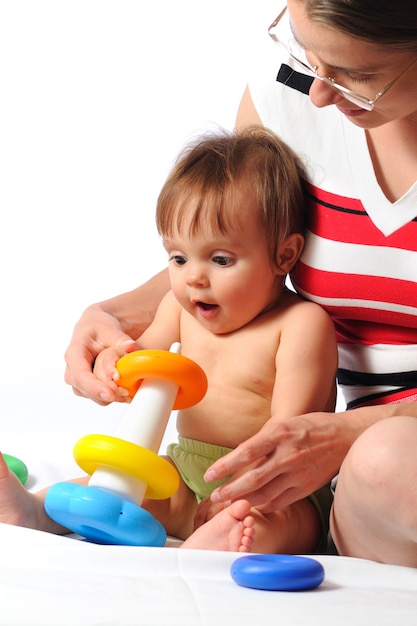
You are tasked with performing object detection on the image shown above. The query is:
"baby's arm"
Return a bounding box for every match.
[93,345,130,399]
[272,300,338,418]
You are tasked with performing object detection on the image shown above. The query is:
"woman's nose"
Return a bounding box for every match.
[309,77,343,108]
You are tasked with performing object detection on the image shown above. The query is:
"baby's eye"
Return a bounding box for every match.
[212,255,233,266]
[169,255,187,266]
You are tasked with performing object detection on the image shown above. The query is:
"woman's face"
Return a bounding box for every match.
[287,0,417,128]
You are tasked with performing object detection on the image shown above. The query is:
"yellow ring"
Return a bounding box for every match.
[116,350,207,409]
[74,434,180,500]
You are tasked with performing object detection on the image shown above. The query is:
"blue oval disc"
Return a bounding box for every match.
[231,554,325,591]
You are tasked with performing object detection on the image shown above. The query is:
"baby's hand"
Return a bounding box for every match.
[93,346,131,403]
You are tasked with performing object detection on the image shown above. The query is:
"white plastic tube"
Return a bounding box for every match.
[88,343,181,504]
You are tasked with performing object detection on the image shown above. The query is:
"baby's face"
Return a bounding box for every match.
[163,196,282,335]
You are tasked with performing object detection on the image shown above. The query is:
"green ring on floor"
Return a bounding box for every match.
[4,454,28,485]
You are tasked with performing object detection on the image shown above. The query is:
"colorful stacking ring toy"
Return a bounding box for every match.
[73,434,180,500]
[230,554,325,591]
[45,481,167,546]
[4,454,28,485]
[45,344,207,546]
[116,349,207,409]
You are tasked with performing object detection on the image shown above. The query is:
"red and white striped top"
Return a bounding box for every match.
[292,185,417,408]
[249,42,417,408]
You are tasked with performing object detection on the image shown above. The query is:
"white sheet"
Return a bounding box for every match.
[0,523,416,626]
[0,378,416,625]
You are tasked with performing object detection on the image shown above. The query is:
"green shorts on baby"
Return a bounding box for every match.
[166,435,332,553]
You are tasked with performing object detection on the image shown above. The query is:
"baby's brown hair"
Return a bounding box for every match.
[156,126,307,270]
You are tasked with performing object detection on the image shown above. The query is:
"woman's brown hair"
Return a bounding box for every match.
[302,0,417,51]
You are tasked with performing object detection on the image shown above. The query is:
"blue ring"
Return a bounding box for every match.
[45,483,166,546]
[230,554,325,591]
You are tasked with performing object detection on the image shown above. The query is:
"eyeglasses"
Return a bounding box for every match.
[268,6,417,111]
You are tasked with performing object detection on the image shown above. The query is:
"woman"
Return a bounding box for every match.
[64,0,417,566]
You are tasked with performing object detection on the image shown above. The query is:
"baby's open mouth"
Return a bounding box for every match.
[197,302,218,311]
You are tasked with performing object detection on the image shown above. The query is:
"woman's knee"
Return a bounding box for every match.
[339,415,417,498]
[332,416,417,562]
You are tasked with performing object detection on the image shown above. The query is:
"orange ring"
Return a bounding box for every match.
[116,350,207,409]
[74,434,180,500]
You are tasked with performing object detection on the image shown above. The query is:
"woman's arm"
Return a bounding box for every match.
[235,85,263,130]
[64,268,171,404]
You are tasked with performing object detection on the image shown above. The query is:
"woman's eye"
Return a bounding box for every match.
[170,255,187,266]
[213,256,233,266]
[345,72,373,84]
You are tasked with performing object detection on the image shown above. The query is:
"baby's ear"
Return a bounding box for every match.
[276,233,304,273]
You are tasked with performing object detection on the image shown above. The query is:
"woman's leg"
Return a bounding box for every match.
[331,415,417,566]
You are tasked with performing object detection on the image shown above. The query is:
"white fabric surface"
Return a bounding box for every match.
[0,378,416,625]
[0,524,416,626]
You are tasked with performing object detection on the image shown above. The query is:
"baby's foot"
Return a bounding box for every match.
[182,500,255,552]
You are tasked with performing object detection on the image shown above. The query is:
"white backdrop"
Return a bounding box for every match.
[0,1,278,382]
[0,1,281,479]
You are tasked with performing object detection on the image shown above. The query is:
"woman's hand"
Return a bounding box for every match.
[64,304,138,405]
[205,412,356,513]
[64,270,171,405]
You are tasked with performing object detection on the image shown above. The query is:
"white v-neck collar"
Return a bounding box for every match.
[344,117,417,236]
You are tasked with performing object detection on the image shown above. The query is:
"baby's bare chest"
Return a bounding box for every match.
[181,322,279,398]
